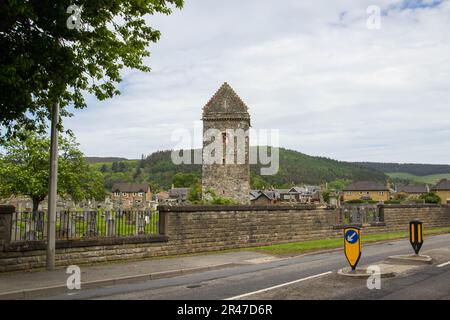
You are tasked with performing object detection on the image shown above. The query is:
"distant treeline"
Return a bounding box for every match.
[86,157,129,164]
[91,148,387,191]
[355,162,450,176]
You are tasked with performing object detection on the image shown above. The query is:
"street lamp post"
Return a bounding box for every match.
[45,4,83,271]
[46,100,59,271]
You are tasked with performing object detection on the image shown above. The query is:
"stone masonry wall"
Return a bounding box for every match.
[0,204,449,272]
[202,119,250,205]
[381,204,450,231]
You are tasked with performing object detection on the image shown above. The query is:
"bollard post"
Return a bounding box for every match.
[410,220,424,255]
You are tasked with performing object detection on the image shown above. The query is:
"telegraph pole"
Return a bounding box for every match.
[46,100,59,271]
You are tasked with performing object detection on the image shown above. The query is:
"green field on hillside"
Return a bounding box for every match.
[387,172,450,184]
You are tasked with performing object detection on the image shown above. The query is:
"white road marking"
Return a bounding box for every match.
[224,271,333,300]
[347,233,356,242]
[437,261,450,268]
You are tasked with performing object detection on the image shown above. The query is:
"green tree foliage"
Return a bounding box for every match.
[133,154,146,179]
[321,190,331,203]
[97,160,142,190]
[202,189,238,205]
[327,179,352,191]
[141,150,200,189]
[210,196,239,205]
[0,131,105,212]
[345,199,364,204]
[251,148,386,186]
[173,172,199,188]
[321,179,352,204]
[86,157,128,164]
[0,0,183,139]
[251,174,268,190]
[187,182,202,203]
[112,161,128,173]
[172,173,201,203]
[94,159,165,192]
[417,192,441,204]
[145,148,385,189]
[91,148,387,192]
[99,164,109,173]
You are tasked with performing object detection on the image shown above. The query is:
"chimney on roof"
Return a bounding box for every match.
[387,179,392,191]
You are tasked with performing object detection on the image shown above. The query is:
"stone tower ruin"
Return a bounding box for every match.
[201,82,250,204]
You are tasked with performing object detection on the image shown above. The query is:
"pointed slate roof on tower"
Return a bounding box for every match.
[202,82,250,120]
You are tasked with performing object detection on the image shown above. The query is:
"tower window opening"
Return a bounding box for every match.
[222,132,227,165]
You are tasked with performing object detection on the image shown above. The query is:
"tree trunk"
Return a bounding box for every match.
[32,197,40,218]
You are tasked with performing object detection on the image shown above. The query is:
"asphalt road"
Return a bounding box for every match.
[42,234,450,300]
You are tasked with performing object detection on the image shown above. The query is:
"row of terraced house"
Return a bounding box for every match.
[342,179,450,204]
[111,179,450,208]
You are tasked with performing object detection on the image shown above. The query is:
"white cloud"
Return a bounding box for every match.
[65,0,450,164]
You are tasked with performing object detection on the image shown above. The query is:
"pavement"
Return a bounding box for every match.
[0,251,279,299]
[1,233,450,300]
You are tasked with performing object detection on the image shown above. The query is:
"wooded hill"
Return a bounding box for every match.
[90,147,387,191]
[355,162,450,176]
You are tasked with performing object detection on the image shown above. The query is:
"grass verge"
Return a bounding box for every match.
[246,226,450,256]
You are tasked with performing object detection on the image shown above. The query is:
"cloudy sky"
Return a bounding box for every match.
[66,0,450,164]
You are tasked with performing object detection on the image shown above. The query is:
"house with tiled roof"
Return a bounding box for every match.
[156,191,170,203]
[397,184,429,198]
[275,187,320,203]
[343,181,390,202]
[249,190,262,201]
[169,187,189,203]
[111,183,152,208]
[431,179,450,204]
[250,186,322,205]
[250,190,278,205]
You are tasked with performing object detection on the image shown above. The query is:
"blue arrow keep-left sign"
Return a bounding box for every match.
[345,229,359,244]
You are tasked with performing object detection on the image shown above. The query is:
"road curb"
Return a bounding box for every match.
[0,262,238,300]
[386,254,433,265]
[337,267,396,278]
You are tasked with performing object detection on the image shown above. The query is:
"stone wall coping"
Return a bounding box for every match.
[158,204,449,213]
[333,222,386,229]
[380,204,449,209]
[3,235,169,252]
[0,205,15,215]
[158,204,332,212]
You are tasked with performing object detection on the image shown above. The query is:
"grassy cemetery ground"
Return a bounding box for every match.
[12,210,159,240]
